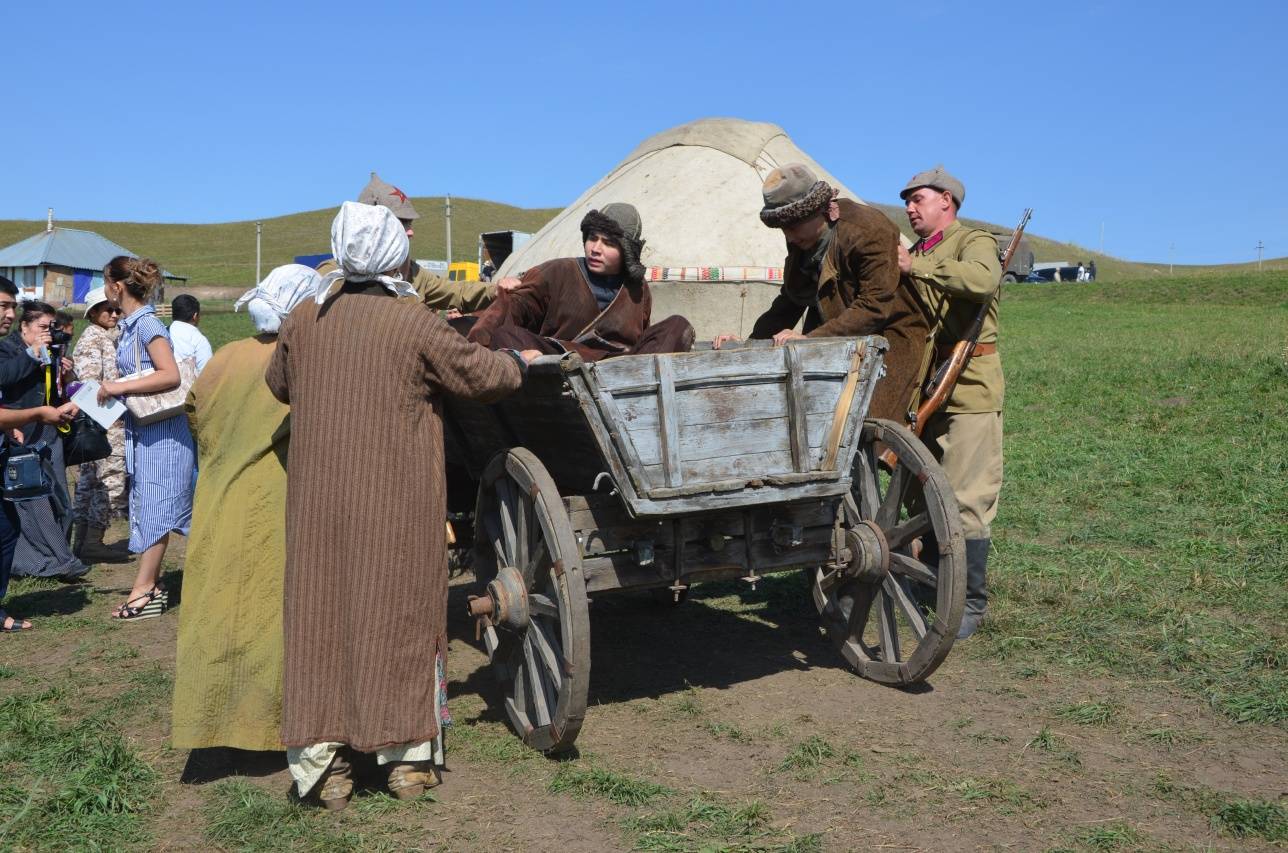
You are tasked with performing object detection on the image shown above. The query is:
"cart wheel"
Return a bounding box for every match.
[811,418,965,685]
[473,448,590,753]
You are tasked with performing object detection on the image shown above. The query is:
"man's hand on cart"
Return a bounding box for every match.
[772,329,805,346]
[711,333,741,350]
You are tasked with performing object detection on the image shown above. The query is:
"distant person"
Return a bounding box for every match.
[317,172,498,313]
[54,310,75,338]
[70,288,129,562]
[171,264,321,753]
[1088,260,1097,281]
[896,166,1003,640]
[169,295,213,374]
[1,300,88,583]
[712,163,930,425]
[467,203,696,360]
[96,256,196,621]
[1076,262,1087,282]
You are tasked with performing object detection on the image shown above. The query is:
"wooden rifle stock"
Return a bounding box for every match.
[878,208,1032,468]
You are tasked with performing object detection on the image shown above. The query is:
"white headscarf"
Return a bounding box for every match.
[234,264,323,333]
[315,201,415,304]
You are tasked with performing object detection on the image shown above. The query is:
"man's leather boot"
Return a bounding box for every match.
[957,538,991,640]
[70,522,88,557]
[82,526,131,562]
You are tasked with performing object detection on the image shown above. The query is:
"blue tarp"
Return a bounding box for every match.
[293,253,332,269]
[72,270,93,303]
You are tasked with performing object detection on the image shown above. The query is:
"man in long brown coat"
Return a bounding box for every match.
[267,202,525,809]
[467,203,695,361]
[716,164,930,424]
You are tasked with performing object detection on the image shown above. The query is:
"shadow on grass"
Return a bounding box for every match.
[5,583,92,618]
[181,747,287,785]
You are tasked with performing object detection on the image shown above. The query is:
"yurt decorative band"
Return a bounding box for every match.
[645,266,785,283]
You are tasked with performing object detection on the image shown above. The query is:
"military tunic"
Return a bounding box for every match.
[316,259,495,313]
[903,220,1004,539]
[70,323,128,526]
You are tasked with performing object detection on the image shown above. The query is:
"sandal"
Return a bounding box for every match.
[112,587,167,621]
[0,611,32,632]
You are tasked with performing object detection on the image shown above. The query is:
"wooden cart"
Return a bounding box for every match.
[444,336,965,753]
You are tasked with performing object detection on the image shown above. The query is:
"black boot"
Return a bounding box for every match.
[958,538,990,639]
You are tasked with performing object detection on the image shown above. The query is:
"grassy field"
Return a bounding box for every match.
[3,200,1283,289]
[2,271,1285,851]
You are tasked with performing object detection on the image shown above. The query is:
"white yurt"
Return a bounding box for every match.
[497,117,886,339]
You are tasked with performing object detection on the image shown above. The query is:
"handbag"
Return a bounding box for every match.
[119,325,198,426]
[63,413,112,466]
[2,440,54,502]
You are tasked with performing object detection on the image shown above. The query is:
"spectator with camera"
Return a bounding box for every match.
[0,298,88,582]
[70,288,130,561]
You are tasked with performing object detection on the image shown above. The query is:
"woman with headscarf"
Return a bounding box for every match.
[266,202,525,809]
[170,264,321,753]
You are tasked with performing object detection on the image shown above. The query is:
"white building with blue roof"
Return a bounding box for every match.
[0,217,185,305]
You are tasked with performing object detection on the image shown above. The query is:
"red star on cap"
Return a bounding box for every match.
[388,185,408,203]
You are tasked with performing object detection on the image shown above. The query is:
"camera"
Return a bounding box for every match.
[49,327,72,361]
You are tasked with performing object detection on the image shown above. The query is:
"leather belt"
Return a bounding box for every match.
[936,341,997,361]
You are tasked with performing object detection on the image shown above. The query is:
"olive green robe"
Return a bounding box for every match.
[171,335,290,751]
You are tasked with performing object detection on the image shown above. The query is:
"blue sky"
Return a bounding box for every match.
[4,0,1284,265]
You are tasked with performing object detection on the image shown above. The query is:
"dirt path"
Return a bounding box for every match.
[3,532,1284,851]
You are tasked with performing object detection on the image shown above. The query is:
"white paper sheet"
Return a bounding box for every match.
[70,380,126,430]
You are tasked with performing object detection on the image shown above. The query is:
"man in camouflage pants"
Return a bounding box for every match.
[71,288,129,560]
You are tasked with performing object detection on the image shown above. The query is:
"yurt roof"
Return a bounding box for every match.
[498,118,871,283]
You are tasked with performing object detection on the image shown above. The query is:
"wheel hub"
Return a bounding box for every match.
[845,519,890,582]
[467,565,529,632]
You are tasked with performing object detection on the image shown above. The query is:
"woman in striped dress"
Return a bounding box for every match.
[96,256,195,620]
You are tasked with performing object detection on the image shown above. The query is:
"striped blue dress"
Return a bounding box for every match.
[117,306,195,553]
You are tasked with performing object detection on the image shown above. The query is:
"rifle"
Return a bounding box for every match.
[880,208,1032,466]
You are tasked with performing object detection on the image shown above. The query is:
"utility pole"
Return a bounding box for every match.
[1169,242,1175,275]
[256,221,263,284]
[1099,221,1104,256]
[1257,240,1264,271]
[445,195,453,267]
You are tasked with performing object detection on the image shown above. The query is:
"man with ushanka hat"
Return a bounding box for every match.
[714,164,930,425]
[316,172,497,314]
[466,203,695,361]
[896,164,1003,640]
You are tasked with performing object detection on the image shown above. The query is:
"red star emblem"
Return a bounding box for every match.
[388,185,408,203]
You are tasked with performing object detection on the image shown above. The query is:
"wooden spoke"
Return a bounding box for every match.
[813,419,965,686]
[877,591,902,663]
[523,639,552,726]
[889,552,938,587]
[884,576,928,641]
[528,592,560,620]
[474,448,590,753]
[528,618,565,692]
[885,512,931,550]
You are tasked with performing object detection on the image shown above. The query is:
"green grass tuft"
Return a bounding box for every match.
[1211,798,1287,841]
[1056,701,1117,726]
[1077,821,1141,850]
[628,792,815,852]
[549,764,672,807]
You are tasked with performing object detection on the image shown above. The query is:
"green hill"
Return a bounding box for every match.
[0,198,1282,288]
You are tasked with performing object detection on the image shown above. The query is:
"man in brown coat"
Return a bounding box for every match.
[715,164,930,424]
[467,203,695,361]
[267,202,525,809]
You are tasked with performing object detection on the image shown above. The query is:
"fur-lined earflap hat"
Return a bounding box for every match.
[579,202,646,284]
[760,164,836,228]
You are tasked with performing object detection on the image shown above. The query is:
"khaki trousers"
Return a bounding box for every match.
[922,411,1003,539]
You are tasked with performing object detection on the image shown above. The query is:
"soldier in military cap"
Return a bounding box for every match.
[317,172,497,313]
[896,165,1003,639]
[714,164,930,425]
